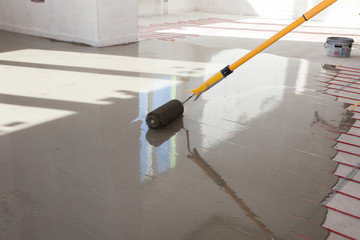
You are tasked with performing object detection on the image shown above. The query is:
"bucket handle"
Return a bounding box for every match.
[324,42,328,48]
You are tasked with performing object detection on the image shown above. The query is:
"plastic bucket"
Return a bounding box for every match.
[325,37,354,58]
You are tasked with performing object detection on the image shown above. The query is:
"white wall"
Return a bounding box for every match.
[139,0,360,23]
[0,0,138,47]
[0,0,99,46]
[138,0,164,16]
[195,0,257,15]
[97,0,138,47]
[317,0,360,21]
[138,0,195,16]
[222,0,360,21]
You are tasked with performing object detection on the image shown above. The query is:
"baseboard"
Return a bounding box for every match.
[0,22,99,47]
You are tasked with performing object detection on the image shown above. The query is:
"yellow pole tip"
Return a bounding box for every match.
[189,89,199,96]
[189,89,203,101]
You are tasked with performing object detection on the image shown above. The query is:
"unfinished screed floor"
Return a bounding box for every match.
[1,12,360,240]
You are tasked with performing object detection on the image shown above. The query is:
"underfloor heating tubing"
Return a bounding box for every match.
[336,68,360,74]
[319,74,360,85]
[323,92,360,102]
[139,30,186,37]
[330,65,360,73]
[347,115,360,121]
[321,77,360,85]
[139,34,197,41]
[320,74,360,79]
[328,121,360,134]
[319,76,360,85]
[175,18,234,28]
[324,87,360,95]
[333,174,360,184]
[322,73,360,80]
[325,67,360,74]
[340,132,360,139]
[139,22,200,40]
[326,120,360,134]
[335,140,360,149]
[139,24,198,36]
[139,18,233,30]
[326,203,359,221]
[187,18,235,23]
[326,135,360,147]
[334,149,360,159]
[334,122,360,131]
[140,37,176,41]
[139,18,231,33]
[139,32,196,41]
[292,214,358,240]
[282,193,358,240]
[292,233,314,240]
[242,19,357,31]
[323,72,360,78]
[318,77,360,88]
[316,80,360,91]
[139,31,197,39]
[187,26,360,39]
[340,66,360,71]
[140,35,184,41]
[348,110,360,115]
[315,183,360,203]
[349,108,360,113]
[178,18,235,26]
[140,35,183,41]
[333,159,360,169]
[273,186,356,240]
[154,20,360,39]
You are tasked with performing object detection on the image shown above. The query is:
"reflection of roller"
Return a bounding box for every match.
[145,128,275,237]
[146,117,184,147]
[185,131,277,239]
[145,125,277,238]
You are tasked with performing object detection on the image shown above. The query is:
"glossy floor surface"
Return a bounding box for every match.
[1,14,360,240]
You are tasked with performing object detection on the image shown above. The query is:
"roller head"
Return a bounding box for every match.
[146,99,184,129]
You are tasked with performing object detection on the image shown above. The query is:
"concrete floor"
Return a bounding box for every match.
[0,12,360,240]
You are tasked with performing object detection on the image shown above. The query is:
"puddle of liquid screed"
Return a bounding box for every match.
[0,33,351,240]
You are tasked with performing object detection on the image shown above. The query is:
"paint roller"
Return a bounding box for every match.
[146,0,338,129]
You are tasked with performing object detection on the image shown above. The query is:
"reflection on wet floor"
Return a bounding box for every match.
[185,129,276,239]
[137,49,354,239]
[0,29,357,240]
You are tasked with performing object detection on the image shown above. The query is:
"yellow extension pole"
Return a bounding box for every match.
[189,0,338,99]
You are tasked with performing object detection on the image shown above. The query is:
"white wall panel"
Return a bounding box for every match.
[139,0,360,24]
[0,0,99,46]
[0,0,138,47]
[97,0,138,46]
[138,0,195,16]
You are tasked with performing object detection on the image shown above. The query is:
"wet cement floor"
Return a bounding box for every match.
[0,30,355,239]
